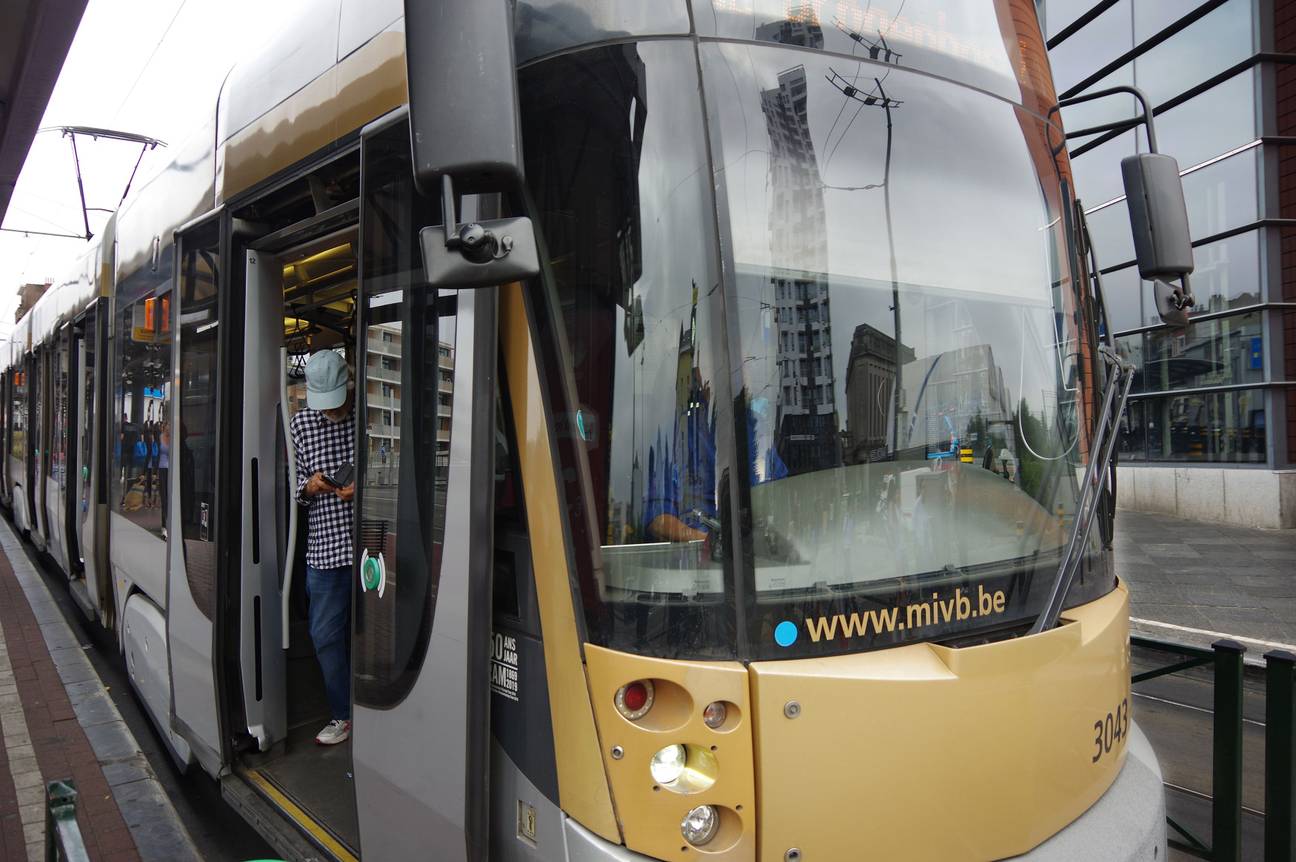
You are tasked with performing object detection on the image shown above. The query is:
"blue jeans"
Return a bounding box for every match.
[306,565,352,721]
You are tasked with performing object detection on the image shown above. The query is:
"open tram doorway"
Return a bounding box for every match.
[235,223,363,856]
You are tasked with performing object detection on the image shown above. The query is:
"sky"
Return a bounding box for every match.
[0,0,307,337]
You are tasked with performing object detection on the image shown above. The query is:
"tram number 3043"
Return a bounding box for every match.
[1091,697,1130,763]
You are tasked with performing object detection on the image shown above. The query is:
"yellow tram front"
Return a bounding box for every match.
[469,1,1165,860]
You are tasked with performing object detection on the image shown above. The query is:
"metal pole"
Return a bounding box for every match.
[1267,649,1295,862]
[1213,639,1246,862]
[44,779,89,862]
[880,79,900,460]
[66,132,93,241]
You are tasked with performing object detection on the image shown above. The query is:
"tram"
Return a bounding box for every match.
[0,0,1195,859]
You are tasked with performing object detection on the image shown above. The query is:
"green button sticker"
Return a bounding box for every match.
[362,556,382,591]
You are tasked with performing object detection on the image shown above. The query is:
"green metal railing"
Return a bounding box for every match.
[44,779,89,862]
[1268,650,1295,862]
[1132,635,1295,861]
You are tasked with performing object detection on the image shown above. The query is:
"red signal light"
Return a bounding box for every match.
[623,682,648,712]
[614,679,655,721]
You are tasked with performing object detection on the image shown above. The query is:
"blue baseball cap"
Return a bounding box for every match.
[304,350,349,411]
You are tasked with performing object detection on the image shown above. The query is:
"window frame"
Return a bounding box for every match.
[352,116,451,709]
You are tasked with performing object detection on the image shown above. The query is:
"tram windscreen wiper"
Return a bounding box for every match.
[1027,344,1135,635]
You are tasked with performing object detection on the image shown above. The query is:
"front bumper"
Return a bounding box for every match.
[1013,720,1166,861]
[562,720,1165,862]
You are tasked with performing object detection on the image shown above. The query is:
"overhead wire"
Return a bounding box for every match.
[111,0,189,122]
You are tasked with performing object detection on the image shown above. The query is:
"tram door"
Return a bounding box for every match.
[37,347,53,548]
[49,326,72,573]
[351,118,494,861]
[25,352,43,544]
[239,248,289,751]
[167,218,225,771]
[73,306,105,610]
[67,322,86,574]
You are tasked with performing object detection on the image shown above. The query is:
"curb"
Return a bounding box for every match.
[1130,621,1272,673]
[0,518,201,862]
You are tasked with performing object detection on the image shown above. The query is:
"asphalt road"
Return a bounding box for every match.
[19,541,274,862]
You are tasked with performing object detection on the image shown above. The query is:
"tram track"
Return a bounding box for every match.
[1131,644,1268,860]
[1133,689,1267,729]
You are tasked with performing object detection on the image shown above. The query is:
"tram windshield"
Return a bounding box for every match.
[523,37,1112,660]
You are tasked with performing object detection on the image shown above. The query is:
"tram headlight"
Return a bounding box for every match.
[680,805,719,846]
[702,700,727,729]
[649,744,687,785]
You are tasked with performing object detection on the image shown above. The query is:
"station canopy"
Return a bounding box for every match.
[0,0,89,226]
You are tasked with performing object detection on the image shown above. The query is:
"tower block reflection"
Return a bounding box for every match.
[762,63,841,473]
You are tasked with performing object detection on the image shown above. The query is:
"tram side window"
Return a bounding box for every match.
[112,279,172,538]
[79,309,97,509]
[354,121,446,708]
[177,225,219,618]
[52,331,70,489]
[10,368,25,460]
[30,356,42,471]
[519,43,734,658]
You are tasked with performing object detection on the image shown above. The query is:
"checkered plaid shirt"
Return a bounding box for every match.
[291,408,355,569]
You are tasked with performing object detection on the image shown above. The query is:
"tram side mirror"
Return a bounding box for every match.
[1121,153,1195,326]
[405,0,540,290]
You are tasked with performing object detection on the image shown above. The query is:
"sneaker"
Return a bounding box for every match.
[315,719,351,746]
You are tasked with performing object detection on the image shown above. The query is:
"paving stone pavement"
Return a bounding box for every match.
[1114,509,1296,656]
[0,514,199,862]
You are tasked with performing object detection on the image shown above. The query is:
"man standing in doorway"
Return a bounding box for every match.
[291,350,356,746]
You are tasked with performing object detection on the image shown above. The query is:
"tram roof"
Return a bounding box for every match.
[0,0,88,227]
[16,0,404,365]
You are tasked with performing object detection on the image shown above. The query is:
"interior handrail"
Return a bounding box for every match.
[280,347,298,650]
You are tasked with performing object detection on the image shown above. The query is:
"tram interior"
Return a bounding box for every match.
[245,227,362,848]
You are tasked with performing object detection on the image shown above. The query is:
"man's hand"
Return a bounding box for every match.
[647,513,708,543]
[334,482,355,502]
[305,472,331,496]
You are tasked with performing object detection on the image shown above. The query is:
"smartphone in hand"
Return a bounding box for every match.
[323,462,354,488]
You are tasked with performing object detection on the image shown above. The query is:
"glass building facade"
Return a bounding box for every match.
[1039,0,1294,523]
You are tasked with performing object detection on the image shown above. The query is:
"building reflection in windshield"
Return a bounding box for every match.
[708,26,1093,605]
[763,64,840,474]
[843,324,911,465]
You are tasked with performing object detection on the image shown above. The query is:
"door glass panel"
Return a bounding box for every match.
[177,224,220,617]
[31,355,42,475]
[355,121,448,708]
[52,335,69,491]
[10,364,26,460]
[77,309,97,551]
[113,285,173,537]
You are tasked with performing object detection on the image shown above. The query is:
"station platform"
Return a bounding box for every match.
[1115,510,1296,661]
[0,519,198,862]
